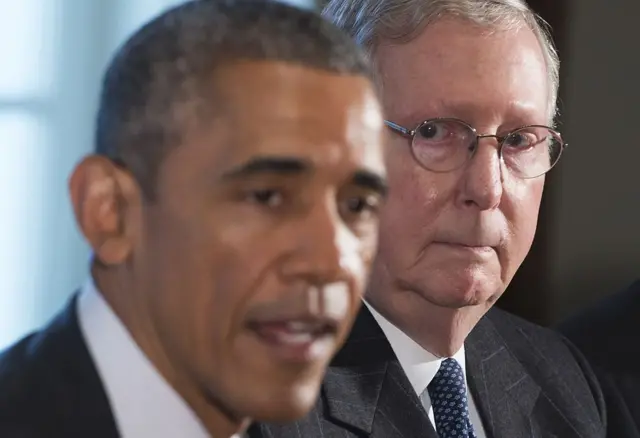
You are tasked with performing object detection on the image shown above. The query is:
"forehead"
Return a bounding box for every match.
[201,61,385,175]
[376,18,549,124]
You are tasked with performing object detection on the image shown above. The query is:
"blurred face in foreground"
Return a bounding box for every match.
[71,60,387,435]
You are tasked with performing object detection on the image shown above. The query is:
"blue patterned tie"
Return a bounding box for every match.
[427,358,477,438]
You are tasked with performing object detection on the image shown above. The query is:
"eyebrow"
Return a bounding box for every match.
[221,155,388,196]
[221,156,310,180]
[352,170,388,197]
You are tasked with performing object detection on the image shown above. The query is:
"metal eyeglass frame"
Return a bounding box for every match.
[384,117,568,179]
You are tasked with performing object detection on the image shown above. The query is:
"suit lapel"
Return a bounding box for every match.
[257,307,437,438]
[466,314,540,438]
[370,361,439,438]
[322,307,437,438]
[37,295,120,437]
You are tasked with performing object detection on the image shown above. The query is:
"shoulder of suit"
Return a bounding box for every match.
[0,330,45,388]
[0,329,52,432]
[0,303,76,390]
[0,297,81,428]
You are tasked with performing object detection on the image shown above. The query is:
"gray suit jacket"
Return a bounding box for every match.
[249,306,606,438]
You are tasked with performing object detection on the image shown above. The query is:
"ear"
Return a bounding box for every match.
[69,155,142,266]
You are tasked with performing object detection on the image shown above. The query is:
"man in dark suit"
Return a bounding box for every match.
[251,0,607,437]
[560,279,640,437]
[0,1,389,437]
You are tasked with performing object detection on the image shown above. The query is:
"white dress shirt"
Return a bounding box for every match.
[364,301,487,437]
[77,279,215,438]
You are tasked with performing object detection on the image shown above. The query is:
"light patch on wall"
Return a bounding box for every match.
[0,0,60,99]
[0,112,48,349]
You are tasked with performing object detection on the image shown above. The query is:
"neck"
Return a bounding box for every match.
[367,291,487,358]
[412,305,479,357]
[92,266,251,438]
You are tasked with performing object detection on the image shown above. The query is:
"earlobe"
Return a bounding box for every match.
[68,156,135,266]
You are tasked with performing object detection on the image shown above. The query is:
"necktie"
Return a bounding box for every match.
[426,358,477,438]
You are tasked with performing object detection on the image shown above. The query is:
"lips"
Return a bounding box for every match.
[456,244,494,252]
[249,319,337,343]
[436,240,497,248]
[436,241,495,253]
[247,318,338,363]
[244,284,351,363]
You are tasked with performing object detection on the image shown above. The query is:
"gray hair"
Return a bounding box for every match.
[322,0,560,117]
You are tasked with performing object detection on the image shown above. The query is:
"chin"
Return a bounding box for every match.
[420,288,482,309]
[416,271,501,309]
[243,378,321,423]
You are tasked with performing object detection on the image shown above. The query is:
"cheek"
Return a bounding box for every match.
[379,155,450,251]
[503,178,545,258]
[170,239,277,372]
[145,218,262,347]
[206,240,277,324]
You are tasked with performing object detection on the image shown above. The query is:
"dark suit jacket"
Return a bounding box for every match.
[0,297,120,438]
[559,279,640,438]
[252,306,606,438]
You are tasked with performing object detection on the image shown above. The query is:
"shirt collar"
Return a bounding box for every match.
[363,300,467,397]
[77,278,211,438]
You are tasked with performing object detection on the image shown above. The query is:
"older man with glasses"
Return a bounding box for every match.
[251,0,606,437]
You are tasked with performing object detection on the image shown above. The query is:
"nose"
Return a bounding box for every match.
[280,203,357,286]
[457,136,504,210]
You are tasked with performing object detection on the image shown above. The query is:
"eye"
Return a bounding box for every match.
[504,131,538,149]
[247,189,284,207]
[417,121,450,142]
[416,120,471,144]
[341,194,382,218]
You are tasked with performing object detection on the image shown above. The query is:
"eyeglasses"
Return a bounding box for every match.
[385,118,567,179]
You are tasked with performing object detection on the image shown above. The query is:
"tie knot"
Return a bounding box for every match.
[426,358,476,437]
[429,358,465,394]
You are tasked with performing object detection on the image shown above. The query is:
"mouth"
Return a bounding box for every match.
[458,244,494,251]
[246,318,339,364]
[435,241,496,255]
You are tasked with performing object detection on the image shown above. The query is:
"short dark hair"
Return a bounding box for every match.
[95,0,372,199]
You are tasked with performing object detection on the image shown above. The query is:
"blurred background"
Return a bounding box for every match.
[0,0,637,350]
